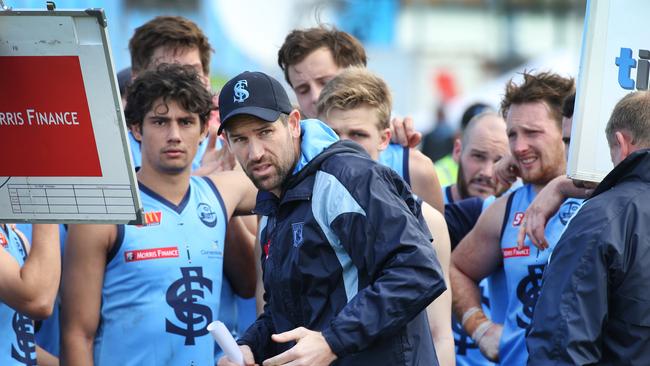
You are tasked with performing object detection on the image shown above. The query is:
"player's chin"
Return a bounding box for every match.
[469,185,495,198]
[161,162,190,175]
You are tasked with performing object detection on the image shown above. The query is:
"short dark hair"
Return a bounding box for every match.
[605,91,650,147]
[117,67,132,97]
[562,92,576,119]
[278,26,367,86]
[460,102,491,131]
[129,16,213,76]
[124,64,214,130]
[500,71,575,130]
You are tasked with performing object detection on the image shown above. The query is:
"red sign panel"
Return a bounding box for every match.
[0,56,102,176]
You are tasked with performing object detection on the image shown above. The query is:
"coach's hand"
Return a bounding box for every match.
[217,345,257,366]
[263,327,337,366]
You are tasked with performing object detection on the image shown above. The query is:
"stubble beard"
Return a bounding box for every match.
[245,159,293,193]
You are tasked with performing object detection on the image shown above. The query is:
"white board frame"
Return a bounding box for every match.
[0,8,144,224]
[568,0,645,182]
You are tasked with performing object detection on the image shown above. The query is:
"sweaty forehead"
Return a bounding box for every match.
[506,102,558,131]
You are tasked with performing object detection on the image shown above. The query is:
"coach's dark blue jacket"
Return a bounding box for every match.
[238,120,446,365]
[527,149,650,365]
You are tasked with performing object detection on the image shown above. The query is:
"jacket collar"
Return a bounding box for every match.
[592,148,650,197]
[253,124,368,216]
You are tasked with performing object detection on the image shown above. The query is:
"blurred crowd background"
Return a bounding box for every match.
[10,0,586,159]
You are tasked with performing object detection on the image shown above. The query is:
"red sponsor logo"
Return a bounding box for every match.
[136,211,162,227]
[503,246,530,258]
[0,56,101,176]
[124,246,179,262]
[513,212,525,226]
[0,232,7,248]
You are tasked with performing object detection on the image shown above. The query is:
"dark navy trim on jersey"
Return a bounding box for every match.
[402,146,410,185]
[14,226,29,261]
[499,193,516,243]
[445,185,454,204]
[444,197,484,250]
[107,224,125,264]
[139,181,191,214]
[202,176,228,220]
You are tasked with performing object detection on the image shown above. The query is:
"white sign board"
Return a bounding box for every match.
[0,9,144,224]
[569,0,647,182]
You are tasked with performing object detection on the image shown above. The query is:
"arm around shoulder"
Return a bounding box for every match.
[208,171,258,217]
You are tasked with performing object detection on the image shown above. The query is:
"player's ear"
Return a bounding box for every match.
[288,109,301,139]
[378,128,391,151]
[131,123,143,142]
[452,138,462,162]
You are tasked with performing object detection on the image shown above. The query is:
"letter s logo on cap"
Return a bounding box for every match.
[233,79,250,103]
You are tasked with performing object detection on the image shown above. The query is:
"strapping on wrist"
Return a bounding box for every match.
[461,307,481,326]
[461,307,489,336]
[471,320,493,344]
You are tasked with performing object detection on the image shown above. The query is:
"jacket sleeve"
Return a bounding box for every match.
[527,214,613,365]
[237,289,275,362]
[318,164,446,357]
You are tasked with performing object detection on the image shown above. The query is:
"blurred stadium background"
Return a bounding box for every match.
[6,0,587,132]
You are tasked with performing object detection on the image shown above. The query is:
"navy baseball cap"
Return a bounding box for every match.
[218,71,293,134]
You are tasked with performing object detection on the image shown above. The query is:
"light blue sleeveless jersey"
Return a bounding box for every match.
[0,225,37,366]
[498,184,582,365]
[378,143,409,183]
[94,176,228,366]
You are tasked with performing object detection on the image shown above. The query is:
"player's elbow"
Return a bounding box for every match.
[21,296,55,319]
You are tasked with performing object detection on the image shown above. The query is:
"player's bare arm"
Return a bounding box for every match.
[450,195,508,360]
[223,216,257,298]
[409,149,444,213]
[61,224,115,366]
[0,224,59,319]
[422,203,455,366]
[208,170,258,218]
